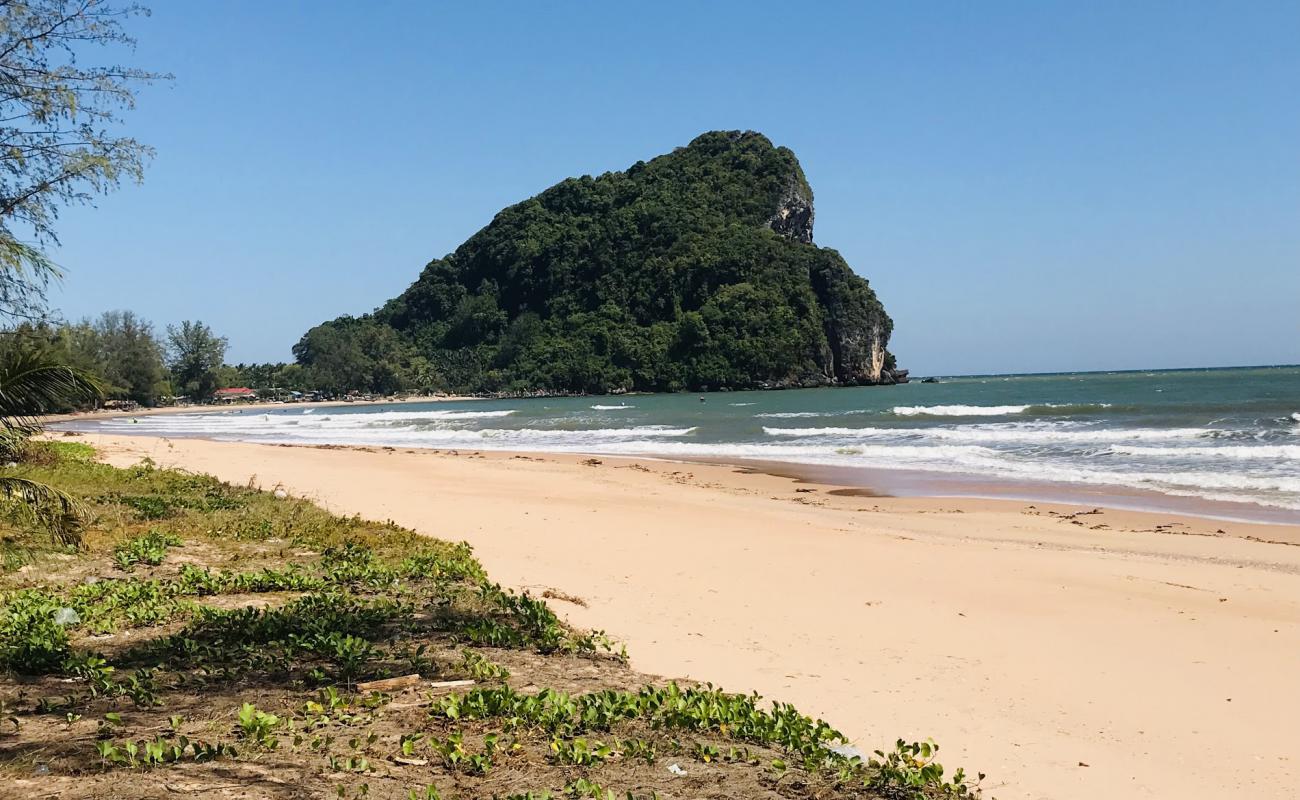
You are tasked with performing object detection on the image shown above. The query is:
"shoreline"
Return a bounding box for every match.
[68,432,1300,800]
[38,394,480,424]
[702,457,1300,527]
[50,423,1300,527]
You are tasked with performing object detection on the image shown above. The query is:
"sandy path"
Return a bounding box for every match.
[79,434,1300,800]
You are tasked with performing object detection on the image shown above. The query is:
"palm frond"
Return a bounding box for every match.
[0,349,104,451]
[0,475,83,547]
[0,350,100,543]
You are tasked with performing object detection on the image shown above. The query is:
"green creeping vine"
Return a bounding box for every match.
[549,736,612,766]
[127,591,400,682]
[429,730,501,775]
[431,683,981,798]
[237,702,282,748]
[113,529,183,570]
[108,485,244,521]
[869,739,983,798]
[471,582,625,658]
[461,648,510,682]
[94,735,235,769]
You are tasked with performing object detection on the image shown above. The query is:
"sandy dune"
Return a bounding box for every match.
[78,433,1300,800]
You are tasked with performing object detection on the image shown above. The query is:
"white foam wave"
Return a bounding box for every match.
[371,409,518,420]
[890,403,1111,417]
[602,441,1300,506]
[601,441,1003,463]
[99,408,517,431]
[892,404,1030,416]
[1109,444,1300,460]
[590,404,634,410]
[413,426,697,441]
[755,410,869,418]
[67,399,1300,513]
[728,402,756,407]
[110,415,693,442]
[763,426,889,437]
[762,425,1209,444]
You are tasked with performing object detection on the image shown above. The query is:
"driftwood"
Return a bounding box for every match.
[356,675,477,694]
[355,674,423,693]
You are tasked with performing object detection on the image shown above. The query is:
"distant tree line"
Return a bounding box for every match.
[0,312,418,411]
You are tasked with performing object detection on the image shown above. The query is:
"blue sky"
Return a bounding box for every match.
[48,1,1300,374]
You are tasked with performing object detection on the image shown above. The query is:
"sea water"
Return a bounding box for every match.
[68,365,1300,518]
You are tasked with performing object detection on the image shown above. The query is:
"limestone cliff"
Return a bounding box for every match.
[767,175,815,244]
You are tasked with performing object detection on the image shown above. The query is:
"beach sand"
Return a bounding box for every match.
[73,432,1300,800]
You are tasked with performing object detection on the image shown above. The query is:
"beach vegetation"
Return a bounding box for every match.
[0,348,102,545]
[112,529,183,570]
[0,442,979,798]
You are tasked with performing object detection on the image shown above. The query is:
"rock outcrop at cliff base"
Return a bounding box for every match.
[297,131,903,394]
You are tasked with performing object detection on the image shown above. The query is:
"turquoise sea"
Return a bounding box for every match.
[68,365,1300,522]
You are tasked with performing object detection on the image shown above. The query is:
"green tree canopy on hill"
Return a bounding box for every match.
[296,131,900,394]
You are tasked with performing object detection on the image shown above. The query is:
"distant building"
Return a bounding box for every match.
[212,387,259,403]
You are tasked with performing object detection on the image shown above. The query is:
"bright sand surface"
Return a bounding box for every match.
[75,433,1300,800]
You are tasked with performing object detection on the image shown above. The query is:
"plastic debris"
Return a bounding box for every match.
[667,763,687,776]
[52,607,80,626]
[827,743,865,759]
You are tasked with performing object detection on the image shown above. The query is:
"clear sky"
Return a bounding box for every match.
[47,1,1300,375]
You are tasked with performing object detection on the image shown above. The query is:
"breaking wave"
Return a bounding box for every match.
[574,441,1300,506]
[1108,444,1300,460]
[762,425,1210,444]
[61,369,1300,517]
[890,403,1113,417]
[891,404,1031,417]
[755,410,868,419]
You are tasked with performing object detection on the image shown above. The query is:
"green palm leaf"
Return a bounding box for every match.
[0,348,102,544]
[0,475,82,546]
[0,348,103,442]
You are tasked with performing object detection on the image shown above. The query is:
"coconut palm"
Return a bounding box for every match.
[0,348,102,544]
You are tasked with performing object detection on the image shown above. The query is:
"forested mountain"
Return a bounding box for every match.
[296,131,904,394]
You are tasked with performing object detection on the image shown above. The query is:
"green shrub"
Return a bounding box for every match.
[0,588,71,673]
[113,529,183,570]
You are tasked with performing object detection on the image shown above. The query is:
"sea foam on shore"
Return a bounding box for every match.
[61,366,1300,515]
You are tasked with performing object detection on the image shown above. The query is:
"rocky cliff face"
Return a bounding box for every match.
[769,173,904,386]
[767,177,815,244]
[807,252,902,385]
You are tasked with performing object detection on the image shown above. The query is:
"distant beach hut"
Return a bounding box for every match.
[212,387,259,404]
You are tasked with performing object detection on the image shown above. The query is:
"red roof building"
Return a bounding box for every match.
[212,387,258,402]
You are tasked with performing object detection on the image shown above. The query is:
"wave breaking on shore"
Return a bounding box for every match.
[61,367,1300,515]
